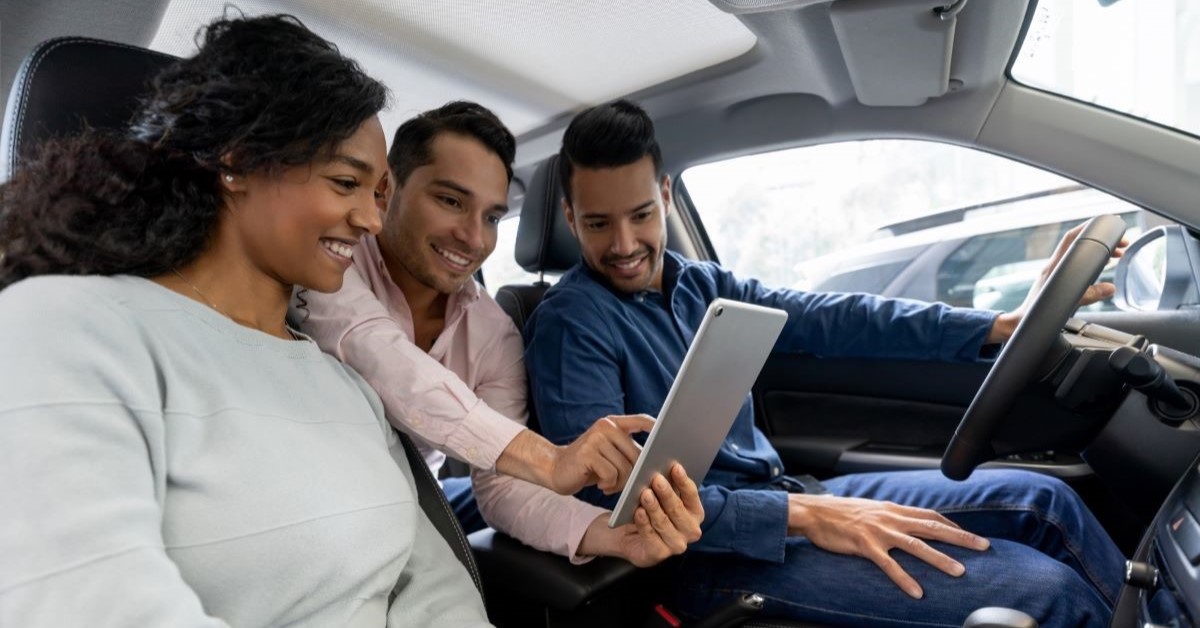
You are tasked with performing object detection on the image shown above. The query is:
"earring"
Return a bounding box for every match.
[224,174,234,182]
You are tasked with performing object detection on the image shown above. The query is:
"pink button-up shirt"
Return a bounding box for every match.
[293,235,605,560]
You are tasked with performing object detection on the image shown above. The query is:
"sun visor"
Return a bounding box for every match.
[829,0,961,106]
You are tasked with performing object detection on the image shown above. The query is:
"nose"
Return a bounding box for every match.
[350,202,383,235]
[452,215,486,252]
[610,219,637,256]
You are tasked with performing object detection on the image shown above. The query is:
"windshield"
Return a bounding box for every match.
[1012,0,1200,138]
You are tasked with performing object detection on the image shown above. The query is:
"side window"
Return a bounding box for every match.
[937,213,1140,312]
[682,140,1159,311]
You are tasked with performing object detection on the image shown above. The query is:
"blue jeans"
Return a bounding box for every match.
[671,469,1125,628]
[441,476,487,535]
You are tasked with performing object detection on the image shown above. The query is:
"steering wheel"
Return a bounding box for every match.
[940,215,1128,481]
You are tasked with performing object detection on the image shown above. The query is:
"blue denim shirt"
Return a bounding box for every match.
[524,251,998,563]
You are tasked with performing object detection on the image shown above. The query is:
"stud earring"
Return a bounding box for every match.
[224,174,234,182]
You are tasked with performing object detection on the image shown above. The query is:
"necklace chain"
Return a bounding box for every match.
[171,268,296,340]
[172,268,223,314]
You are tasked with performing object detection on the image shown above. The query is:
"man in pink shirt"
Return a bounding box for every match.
[294,101,703,564]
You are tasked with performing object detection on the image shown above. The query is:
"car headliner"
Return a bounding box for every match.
[3,0,1198,234]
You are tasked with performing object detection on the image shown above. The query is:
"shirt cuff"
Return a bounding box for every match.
[940,307,1000,362]
[567,504,611,565]
[731,489,790,563]
[445,400,526,469]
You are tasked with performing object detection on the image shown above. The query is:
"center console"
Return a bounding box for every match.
[1116,452,1200,627]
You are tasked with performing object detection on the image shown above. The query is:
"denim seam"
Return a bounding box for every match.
[935,502,1117,606]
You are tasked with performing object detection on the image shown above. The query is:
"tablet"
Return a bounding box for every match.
[608,298,788,527]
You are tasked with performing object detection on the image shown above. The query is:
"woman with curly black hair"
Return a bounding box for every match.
[0,14,491,628]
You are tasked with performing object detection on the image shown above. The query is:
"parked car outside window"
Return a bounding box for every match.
[684,140,1173,312]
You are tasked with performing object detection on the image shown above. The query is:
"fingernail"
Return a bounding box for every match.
[642,490,653,504]
[908,585,923,600]
[951,562,965,577]
[975,537,990,550]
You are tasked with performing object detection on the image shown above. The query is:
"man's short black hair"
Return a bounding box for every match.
[558,99,664,206]
[389,100,515,185]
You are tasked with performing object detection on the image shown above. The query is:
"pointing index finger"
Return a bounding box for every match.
[612,414,656,434]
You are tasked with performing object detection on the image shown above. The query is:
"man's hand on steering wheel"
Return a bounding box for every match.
[986,222,1130,344]
[942,215,1129,481]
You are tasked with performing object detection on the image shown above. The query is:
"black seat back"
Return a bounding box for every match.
[496,154,580,332]
[1,37,176,181]
[0,36,485,600]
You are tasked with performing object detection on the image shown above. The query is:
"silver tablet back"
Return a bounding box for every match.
[609,298,788,527]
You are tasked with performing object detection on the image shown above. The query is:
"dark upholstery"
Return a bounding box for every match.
[468,528,637,612]
[1,37,176,181]
[513,154,580,274]
[496,155,575,341]
[0,35,486,599]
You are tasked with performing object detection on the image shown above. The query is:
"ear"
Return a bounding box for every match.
[219,172,249,194]
[562,198,578,238]
[377,171,394,216]
[218,153,248,194]
[659,175,672,217]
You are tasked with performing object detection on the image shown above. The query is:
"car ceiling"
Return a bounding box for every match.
[4,0,1199,231]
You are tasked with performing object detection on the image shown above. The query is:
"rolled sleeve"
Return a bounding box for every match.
[939,307,1000,362]
[693,486,790,563]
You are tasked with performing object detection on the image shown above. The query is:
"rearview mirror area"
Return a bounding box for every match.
[1115,225,1200,311]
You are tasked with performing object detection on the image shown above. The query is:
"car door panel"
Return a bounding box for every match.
[754,350,1109,481]
[753,355,986,476]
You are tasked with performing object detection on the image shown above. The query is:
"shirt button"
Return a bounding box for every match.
[468,447,479,460]
[772,466,781,476]
[410,417,423,427]
[730,443,739,451]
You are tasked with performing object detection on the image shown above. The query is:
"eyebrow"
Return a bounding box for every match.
[431,179,509,214]
[581,200,655,219]
[332,153,375,176]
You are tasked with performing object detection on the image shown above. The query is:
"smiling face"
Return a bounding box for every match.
[226,116,388,293]
[377,132,509,297]
[565,155,671,294]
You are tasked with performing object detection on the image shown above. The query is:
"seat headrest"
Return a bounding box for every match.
[1,37,178,181]
[514,155,581,274]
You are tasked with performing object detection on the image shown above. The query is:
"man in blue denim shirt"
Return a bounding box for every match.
[525,100,1126,628]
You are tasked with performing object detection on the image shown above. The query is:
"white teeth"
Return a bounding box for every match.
[613,258,642,269]
[434,245,471,267]
[321,240,353,259]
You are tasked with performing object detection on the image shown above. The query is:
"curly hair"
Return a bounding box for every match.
[0,14,388,289]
